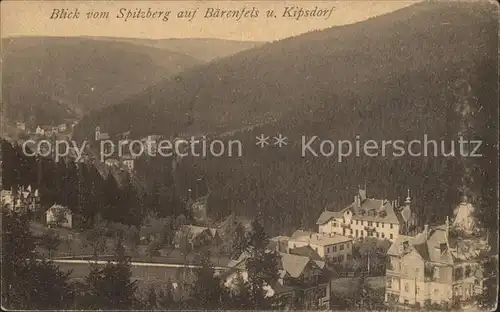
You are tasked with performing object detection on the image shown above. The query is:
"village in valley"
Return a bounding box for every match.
[1,137,497,310]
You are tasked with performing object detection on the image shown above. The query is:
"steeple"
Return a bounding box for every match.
[404,189,411,205]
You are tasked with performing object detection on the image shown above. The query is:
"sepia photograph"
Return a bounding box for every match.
[1,0,498,310]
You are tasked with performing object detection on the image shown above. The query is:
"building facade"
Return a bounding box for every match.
[1,186,40,212]
[288,230,353,262]
[317,188,415,242]
[385,208,487,307]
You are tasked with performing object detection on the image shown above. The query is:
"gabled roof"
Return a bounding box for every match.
[400,205,413,222]
[209,228,219,237]
[47,204,71,214]
[289,245,322,261]
[279,253,312,278]
[387,225,480,264]
[227,249,323,281]
[387,234,415,256]
[316,210,342,224]
[172,225,212,245]
[317,197,401,225]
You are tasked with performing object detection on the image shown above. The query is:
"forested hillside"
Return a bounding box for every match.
[88,37,264,62]
[1,37,201,126]
[48,2,500,242]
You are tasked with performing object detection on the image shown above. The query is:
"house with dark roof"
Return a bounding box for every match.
[317,187,415,242]
[222,250,331,310]
[172,225,216,251]
[384,204,489,307]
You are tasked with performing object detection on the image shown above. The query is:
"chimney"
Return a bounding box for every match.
[424,224,429,240]
[445,216,450,242]
[354,195,359,207]
[359,188,367,202]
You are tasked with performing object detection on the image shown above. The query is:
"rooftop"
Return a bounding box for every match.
[387,220,489,264]
[289,245,323,261]
[290,230,352,246]
[317,189,401,225]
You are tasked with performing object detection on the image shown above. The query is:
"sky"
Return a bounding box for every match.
[1,1,419,41]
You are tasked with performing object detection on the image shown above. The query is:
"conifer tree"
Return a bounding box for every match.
[229,271,252,309]
[189,250,227,309]
[231,221,247,260]
[158,279,175,309]
[146,285,157,309]
[1,210,73,309]
[83,236,137,309]
[245,218,279,309]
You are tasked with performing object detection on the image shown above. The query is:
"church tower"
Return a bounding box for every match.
[95,126,101,141]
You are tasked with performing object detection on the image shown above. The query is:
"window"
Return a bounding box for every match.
[416,286,420,294]
[333,222,337,227]
[404,283,409,292]
[387,278,392,289]
[333,246,337,252]
[360,230,364,237]
[434,266,440,278]
[376,222,379,227]
[326,247,330,253]
[350,229,353,235]
[390,234,393,240]
[368,221,373,226]
[376,232,380,238]
[434,288,439,295]
[381,233,385,238]
[382,223,385,228]
[465,265,472,278]
[361,221,364,226]
[390,224,393,229]
[356,220,359,225]
[340,244,344,251]
[355,229,359,237]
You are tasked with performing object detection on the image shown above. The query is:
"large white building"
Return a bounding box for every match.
[316,188,416,242]
[288,230,353,262]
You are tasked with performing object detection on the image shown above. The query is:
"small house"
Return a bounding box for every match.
[46,204,72,228]
[172,225,213,250]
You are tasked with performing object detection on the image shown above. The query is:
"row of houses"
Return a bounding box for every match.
[1,185,40,213]
[219,188,489,309]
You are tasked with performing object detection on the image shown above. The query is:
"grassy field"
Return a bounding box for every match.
[57,261,192,291]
